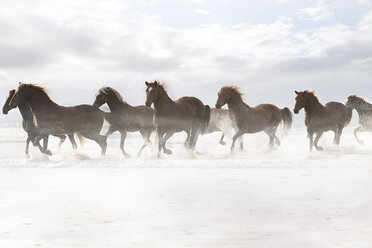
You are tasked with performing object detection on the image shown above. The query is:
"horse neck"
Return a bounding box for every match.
[354,100,372,115]
[26,90,58,114]
[153,89,175,114]
[304,97,324,115]
[18,103,34,121]
[227,95,249,113]
[107,97,131,112]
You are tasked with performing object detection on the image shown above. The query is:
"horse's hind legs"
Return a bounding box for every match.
[55,135,66,147]
[274,135,281,146]
[68,134,77,149]
[314,132,324,151]
[354,126,365,145]
[137,130,151,157]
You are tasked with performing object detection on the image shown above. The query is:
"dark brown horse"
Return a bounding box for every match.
[215,86,292,153]
[9,83,107,155]
[294,90,352,151]
[145,81,210,157]
[93,87,155,157]
[3,89,77,157]
[346,95,372,145]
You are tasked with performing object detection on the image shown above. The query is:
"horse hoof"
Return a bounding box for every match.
[26,154,30,159]
[316,146,324,151]
[164,149,172,155]
[220,141,226,146]
[358,141,364,146]
[122,152,130,158]
[45,150,52,156]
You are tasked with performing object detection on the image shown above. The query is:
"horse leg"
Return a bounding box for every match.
[336,126,343,145]
[264,129,275,148]
[105,125,117,137]
[354,126,365,145]
[314,132,324,151]
[239,136,244,151]
[157,130,165,158]
[307,130,314,152]
[34,135,52,156]
[81,132,107,155]
[162,131,175,155]
[137,130,150,157]
[184,130,190,148]
[231,130,244,154]
[25,136,31,159]
[219,133,226,145]
[120,131,130,157]
[68,134,77,149]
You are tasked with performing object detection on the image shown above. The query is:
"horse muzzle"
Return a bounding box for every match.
[293,108,299,114]
[145,101,151,108]
[215,103,221,109]
[2,107,9,115]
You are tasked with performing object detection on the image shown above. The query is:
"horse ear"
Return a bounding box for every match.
[295,90,299,95]
[145,81,149,86]
[154,81,158,86]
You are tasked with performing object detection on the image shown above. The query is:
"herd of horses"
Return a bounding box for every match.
[2,82,372,158]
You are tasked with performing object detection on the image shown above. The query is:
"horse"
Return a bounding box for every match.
[3,89,78,157]
[205,108,243,148]
[215,86,292,153]
[294,90,352,151]
[145,81,210,157]
[9,83,107,155]
[346,95,372,145]
[93,87,155,157]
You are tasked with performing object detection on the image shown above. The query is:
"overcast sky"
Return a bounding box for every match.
[1,0,372,120]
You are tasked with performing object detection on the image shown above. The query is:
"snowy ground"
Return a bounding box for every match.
[1,119,372,248]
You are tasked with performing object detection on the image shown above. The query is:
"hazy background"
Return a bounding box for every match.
[1,0,372,121]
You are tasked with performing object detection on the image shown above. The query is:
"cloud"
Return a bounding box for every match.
[0,0,372,113]
[297,0,334,21]
[194,8,210,15]
[356,0,372,6]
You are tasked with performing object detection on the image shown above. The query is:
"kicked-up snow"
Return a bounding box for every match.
[0,120,372,247]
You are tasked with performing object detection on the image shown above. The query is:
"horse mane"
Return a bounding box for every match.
[154,81,168,92]
[304,90,320,102]
[348,95,370,104]
[221,85,244,99]
[21,83,52,101]
[99,86,126,103]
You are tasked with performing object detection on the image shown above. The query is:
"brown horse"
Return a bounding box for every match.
[145,81,210,157]
[215,86,292,153]
[346,95,372,145]
[9,83,107,155]
[93,87,155,157]
[294,90,352,151]
[3,89,77,157]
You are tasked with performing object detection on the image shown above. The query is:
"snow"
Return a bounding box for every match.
[0,120,372,247]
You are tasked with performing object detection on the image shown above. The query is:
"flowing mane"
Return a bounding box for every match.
[98,86,126,103]
[221,85,244,101]
[154,81,167,92]
[21,83,53,101]
[348,95,370,104]
[304,90,321,103]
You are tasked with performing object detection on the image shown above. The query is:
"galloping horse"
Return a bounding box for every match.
[215,86,292,153]
[294,90,352,151]
[145,81,210,156]
[9,83,107,155]
[3,89,77,157]
[93,87,155,157]
[346,95,372,145]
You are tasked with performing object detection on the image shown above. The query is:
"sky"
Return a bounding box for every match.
[1,0,372,120]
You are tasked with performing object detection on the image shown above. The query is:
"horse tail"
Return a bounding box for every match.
[280,107,293,131]
[75,133,85,147]
[344,106,353,127]
[201,105,211,134]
